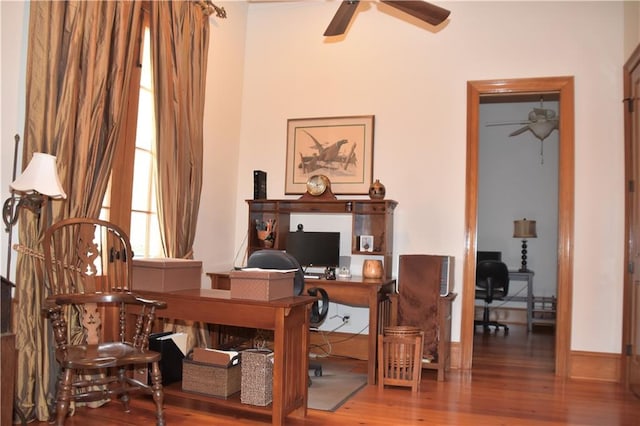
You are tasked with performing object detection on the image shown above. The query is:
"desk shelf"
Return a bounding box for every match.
[247,199,397,278]
[532,296,556,327]
[163,383,272,417]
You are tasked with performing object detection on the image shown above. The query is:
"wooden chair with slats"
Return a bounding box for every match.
[42,217,166,426]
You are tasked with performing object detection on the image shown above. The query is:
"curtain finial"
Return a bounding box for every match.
[199,1,227,18]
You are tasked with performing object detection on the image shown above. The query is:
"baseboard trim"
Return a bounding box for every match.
[475,305,527,325]
[569,350,622,383]
[310,331,368,360]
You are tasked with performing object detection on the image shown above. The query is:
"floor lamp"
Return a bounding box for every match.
[513,218,537,272]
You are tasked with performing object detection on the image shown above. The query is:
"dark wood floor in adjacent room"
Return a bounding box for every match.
[30,325,640,425]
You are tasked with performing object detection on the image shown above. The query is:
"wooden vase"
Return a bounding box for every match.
[362,259,384,279]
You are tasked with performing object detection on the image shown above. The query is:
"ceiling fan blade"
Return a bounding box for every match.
[381,1,450,26]
[324,0,360,36]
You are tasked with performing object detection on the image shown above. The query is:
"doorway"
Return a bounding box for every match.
[460,76,575,377]
[476,96,559,342]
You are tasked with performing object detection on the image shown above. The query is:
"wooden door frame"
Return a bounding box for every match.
[623,44,640,388]
[461,76,575,376]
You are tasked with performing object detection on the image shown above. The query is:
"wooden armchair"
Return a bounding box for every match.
[42,218,166,425]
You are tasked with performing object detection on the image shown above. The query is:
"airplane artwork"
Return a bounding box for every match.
[297,130,358,174]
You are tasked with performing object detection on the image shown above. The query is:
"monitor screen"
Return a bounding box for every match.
[286,231,340,269]
[477,251,502,263]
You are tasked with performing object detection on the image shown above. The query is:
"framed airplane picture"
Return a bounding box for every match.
[285,115,375,195]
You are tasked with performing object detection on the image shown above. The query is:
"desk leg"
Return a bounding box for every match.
[272,312,285,426]
[272,304,310,425]
[367,291,378,385]
[527,275,533,333]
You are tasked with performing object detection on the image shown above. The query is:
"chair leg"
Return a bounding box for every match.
[150,361,165,426]
[54,368,73,426]
[474,304,509,334]
[115,367,131,412]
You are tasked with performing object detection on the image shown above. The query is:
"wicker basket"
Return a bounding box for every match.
[378,326,424,392]
[182,356,241,399]
[241,349,274,406]
[383,325,422,336]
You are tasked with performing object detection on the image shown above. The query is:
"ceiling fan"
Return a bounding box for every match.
[486,98,560,163]
[324,0,450,36]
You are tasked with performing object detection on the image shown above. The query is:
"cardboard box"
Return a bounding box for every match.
[132,258,202,292]
[192,347,239,366]
[229,270,295,301]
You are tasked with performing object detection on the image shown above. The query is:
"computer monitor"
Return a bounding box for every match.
[477,251,502,263]
[285,231,340,269]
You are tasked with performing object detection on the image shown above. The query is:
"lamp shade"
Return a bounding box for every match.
[513,219,537,238]
[10,153,67,199]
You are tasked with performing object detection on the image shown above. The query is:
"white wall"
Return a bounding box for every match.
[231,1,626,354]
[0,1,29,282]
[0,1,633,356]
[624,0,640,59]
[192,1,249,276]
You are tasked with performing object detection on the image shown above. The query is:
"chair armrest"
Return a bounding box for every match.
[41,300,62,317]
[388,293,399,326]
[133,296,167,310]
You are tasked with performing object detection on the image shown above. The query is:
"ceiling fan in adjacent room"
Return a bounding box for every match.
[324,0,451,36]
[485,97,560,164]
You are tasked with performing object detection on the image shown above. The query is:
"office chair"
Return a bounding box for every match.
[42,218,167,425]
[246,250,329,379]
[474,260,510,334]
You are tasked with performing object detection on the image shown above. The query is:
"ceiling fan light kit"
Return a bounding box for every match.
[324,0,450,37]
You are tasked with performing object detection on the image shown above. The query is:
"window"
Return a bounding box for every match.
[101,9,162,258]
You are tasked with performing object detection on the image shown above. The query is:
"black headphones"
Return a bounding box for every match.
[307,287,329,326]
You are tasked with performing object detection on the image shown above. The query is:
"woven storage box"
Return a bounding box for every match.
[132,258,202,292]
[182,355,241,399]
[230,270,295,301]
[241,349,274,406]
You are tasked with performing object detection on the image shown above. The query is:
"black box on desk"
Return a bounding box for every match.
[148,332,186,385]
[182,349,241,399]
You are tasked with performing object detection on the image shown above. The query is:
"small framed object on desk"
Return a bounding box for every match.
[359,235,374,252]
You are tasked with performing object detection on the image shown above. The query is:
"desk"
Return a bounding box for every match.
[135,289,314,426]
[304,276,396,385]
[207,273,396,385]
[508,270,534,332]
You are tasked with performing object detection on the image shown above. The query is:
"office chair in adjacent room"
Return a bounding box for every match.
[474,260,510,334]
[246,250,329,380]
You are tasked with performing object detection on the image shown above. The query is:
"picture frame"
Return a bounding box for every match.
[359,235,374,252]
[285,115,375,194]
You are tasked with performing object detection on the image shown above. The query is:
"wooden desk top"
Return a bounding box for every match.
[206,271,394,286]
[136,289,315,329]
[141,288,314,307]
[303,275,395,286]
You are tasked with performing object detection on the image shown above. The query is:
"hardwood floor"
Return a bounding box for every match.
[30,325,640,425]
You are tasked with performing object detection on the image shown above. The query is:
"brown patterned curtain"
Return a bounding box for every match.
[150,0,209,259]
[14,1,142,421]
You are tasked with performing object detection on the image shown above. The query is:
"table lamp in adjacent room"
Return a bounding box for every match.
[513,218,537,272]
